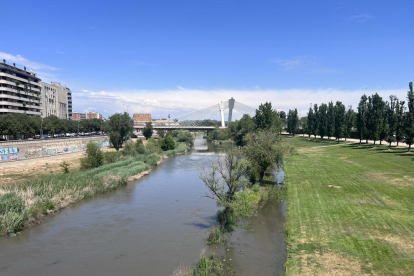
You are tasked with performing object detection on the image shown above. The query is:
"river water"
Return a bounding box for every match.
[0,137,286,276]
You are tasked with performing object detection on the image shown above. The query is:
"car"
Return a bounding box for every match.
[66,133,71,137]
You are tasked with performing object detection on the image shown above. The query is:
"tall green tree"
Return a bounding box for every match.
[357,94,368,145]
[307,107,315,139]
[142,122,153,140]
[318,103,328,139]
[334,101,345,143]
[327,101,335,141]
[368,93,385,146]
[231,114,255,146]
[395,99,406,146]
[344,106,355,141]
[254,102,277,130]
[404,82,414,152]
[106,112,134,149]
[287,109,299,136]
[312,104,319,138]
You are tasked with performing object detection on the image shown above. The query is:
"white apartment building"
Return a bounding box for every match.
[0,60,42,116]
[40,82,71,119]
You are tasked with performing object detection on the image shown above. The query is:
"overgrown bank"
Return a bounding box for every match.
[283,136,414,276]
[0,140,190,237]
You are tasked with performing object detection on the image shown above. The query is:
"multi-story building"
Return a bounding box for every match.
[72,111,106,121]
[40,82,71,119]
[133,113,152,124]
[66,87,73,119]
[0,60,42,116]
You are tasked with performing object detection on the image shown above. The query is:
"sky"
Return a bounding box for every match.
[1,0,413,119]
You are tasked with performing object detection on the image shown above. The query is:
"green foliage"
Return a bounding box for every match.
[1,211,26,236]
[334,101,346,142]
[176,130,194,146]
[158,129,165,138]
[0,192,25,215]
[207,225,222,245]
[228,114,255,146]
[318,103,328,139]
[142,122,153,140]
[135,139,146,154]
[160,136,176,151]
[122,140,137,156]
[109,131,121,150]
[80,142,104,170]
[255,101,278,130]
[146,137,161,153]
[207,127,229,142]
[287,108,299,136]
[59,161,70,174]
[105,112,133,148]
[103,151,123,164]
[404,82,414,151]
[191,253,231,276]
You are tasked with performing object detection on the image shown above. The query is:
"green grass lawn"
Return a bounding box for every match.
[283,136,414,276]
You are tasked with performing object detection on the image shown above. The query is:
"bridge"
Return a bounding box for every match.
[134,97,256,132]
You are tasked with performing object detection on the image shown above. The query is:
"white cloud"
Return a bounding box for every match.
[345,13,373,23]
[270,57,304,71]
[0,52,58,71]
[72,86,407,119]
[55,51,65,55]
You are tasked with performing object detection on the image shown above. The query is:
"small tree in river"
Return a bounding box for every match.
[198,146,250,230]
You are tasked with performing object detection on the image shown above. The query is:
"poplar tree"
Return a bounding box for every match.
[287,109,299,136]
[385,96,398,148]
[327,101,335,141]
[404,82,414,152]
[334,101,345,143]
[395,99,405,146]
[318,103,328,140]
[357,94,368,145]
[307,107,314,139]
[313,104,319,138]
[368,93,385,146]
[344,106,355,141]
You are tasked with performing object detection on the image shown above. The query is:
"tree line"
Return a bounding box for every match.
[0,114,105,138]
[291,82,414,151]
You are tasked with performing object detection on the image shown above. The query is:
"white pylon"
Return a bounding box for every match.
[219,101,225,127]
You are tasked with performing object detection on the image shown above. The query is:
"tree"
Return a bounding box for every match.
[231,114,255,146]
[160,136,176,151]
[254,102,277,130]
[105,112,134,148]
[344,106,355,141]
[109,131,121,150]
[244,130,293,185]
[176,130,194,146]
[367,93,385,146]
[287,109,299,136]
[312,104,319,138]
[158,129,165,138]
[327,101,335,141]
[404,82,414,152]
[357,94,368,145]
[395,99,406,146]
[198,146,250,229]
[307,107,314,139]
[142,122,153,140]
[334,101,345,143]
[318,103,328,139]
[80,142,104,170]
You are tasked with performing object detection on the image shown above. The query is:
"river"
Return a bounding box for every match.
[0,136,286,275]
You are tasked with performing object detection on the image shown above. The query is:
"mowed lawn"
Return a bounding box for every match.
[283,136,414,276]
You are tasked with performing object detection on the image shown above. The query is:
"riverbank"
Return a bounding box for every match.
[283,136,414,275]
[0,143,190,236]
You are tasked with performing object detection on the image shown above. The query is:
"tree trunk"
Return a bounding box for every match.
[221,207,230,229]
[359,138,362,146]
[397,141,399,146]
[380,140,382,145]
[409,144,411,152]
[389,143,391,149]
[259,170,265,185]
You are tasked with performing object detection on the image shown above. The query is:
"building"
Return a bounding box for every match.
[66,87,73,119]
[72,111,106,121]
[133,113,152,123]
[0,60,42,116]
[40,82,70,119]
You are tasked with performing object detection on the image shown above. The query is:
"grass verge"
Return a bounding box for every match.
[283,136,414,276]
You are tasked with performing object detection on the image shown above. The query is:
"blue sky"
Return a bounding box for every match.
[1,0,413,118]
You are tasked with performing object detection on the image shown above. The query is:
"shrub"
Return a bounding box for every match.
[146,138,161,153]
[0,192,25,215]
[80,142,104,170]
[122,140,136,156]
[207,224,222,245]
[103,151,123,164]
[59,161,70,173]
[158,129,165,138]
[176,130,194,146]
[160,136,176,151]
[109,131,121,150]
[135,139,146,154]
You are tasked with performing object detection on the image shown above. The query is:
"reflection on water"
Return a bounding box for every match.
[0,135,286,276]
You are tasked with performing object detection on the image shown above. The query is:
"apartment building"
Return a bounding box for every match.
[0,60,42,116]
[72,111,106,121]
[40,82,71,119]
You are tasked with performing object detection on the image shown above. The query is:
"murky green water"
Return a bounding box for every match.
[0,136,286,275]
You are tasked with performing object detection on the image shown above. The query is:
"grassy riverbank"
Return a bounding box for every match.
[0,143,190,236]
[283,136,414,275]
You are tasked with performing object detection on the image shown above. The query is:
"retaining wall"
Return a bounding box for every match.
[0,137,110,162]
